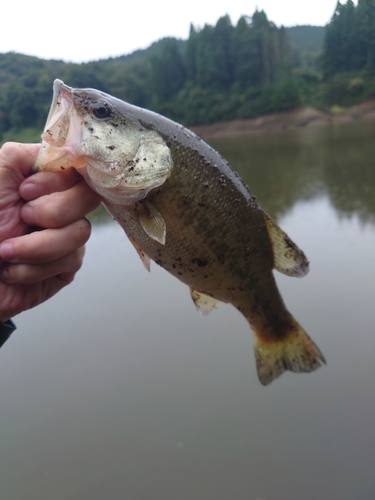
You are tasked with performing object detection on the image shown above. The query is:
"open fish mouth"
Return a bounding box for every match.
[34,80,88,173]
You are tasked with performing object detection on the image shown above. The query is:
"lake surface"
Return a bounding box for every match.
[1,121,374,500]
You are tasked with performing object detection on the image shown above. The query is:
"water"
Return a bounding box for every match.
[1,121,374,500]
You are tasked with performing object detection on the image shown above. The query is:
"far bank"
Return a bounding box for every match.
[2,100,375,148]
[191,100,375,140]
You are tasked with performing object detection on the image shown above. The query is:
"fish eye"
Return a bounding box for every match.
[92,103,112,120]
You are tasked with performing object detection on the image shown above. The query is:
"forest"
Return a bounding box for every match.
[0,0,375,143]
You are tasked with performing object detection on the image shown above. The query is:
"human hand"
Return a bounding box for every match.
[0,142,101,322]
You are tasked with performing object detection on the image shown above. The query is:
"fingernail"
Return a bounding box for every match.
[0,243,13,261]
[20,182,39,200]
[21,205,36,225]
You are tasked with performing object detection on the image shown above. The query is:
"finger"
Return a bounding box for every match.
[0,272,77,321]
[0,218,91,264]
[0,143,40,177]
[21,181,101,228]
[0,247,86,285]
[20,169,83,201]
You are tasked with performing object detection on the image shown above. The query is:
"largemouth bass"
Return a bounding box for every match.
[34,80,325,385]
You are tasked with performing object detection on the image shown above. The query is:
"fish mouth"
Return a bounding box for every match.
[34,79,88,173]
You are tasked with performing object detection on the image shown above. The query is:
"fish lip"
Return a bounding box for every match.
[43,79,73,136]
[34,80,87,172]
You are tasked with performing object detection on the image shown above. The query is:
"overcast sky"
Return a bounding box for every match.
[3,0,343,63]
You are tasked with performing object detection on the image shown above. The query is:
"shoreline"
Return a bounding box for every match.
[190,100,375,140]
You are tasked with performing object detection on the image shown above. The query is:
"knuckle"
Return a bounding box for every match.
[0,142,16,155]
[10,264,36,284]
[32,196,62,227]
[0,142,17,164]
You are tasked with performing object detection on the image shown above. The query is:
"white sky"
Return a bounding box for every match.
[3,0,342,63]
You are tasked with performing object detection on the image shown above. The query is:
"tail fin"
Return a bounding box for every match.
[254,318,326,386]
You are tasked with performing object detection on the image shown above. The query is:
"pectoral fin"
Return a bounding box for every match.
[263,213,309,277]
[127,235,151,272]
[138,201,166,245]
[190,288,223,315]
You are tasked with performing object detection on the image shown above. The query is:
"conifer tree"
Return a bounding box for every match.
[357,0,375,70]
[150,38,186,101]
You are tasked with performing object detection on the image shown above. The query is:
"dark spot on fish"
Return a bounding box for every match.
[191,258,208,268]
[218,254,225,264]
[88,127,94,133]
[60,166,65,170]
[106,145,115,150]
[178,272,183,276]
[204,183,209,189]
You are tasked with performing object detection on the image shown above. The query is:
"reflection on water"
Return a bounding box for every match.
[210,120,375,224]
[1,121,374,500]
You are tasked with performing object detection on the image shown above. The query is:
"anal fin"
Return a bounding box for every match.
[190,288,224,316]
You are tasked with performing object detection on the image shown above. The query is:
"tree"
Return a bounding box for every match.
[357,0,375,70]
[232,16,260,88]
[150,38,186,102]
[322,0,375,76]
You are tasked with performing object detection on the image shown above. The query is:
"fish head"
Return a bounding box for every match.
[34,80,173,204]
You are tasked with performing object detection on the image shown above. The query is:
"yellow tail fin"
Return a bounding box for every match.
[254,318,326,386]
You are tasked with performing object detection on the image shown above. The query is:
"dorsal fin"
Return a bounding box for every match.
[263,213,309,277]
[190,288,224,315]
[127,235,151,272]
[138,201,166,245]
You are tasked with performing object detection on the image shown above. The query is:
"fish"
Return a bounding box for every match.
[34,79,326,385]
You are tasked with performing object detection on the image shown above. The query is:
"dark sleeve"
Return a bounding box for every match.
[0,319,16,348]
